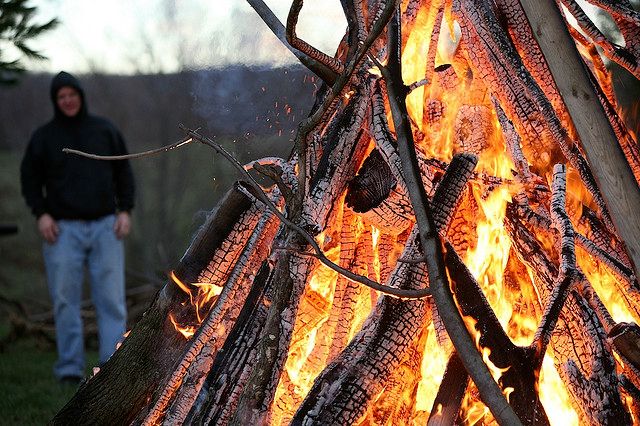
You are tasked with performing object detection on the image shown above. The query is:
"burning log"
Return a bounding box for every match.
[54,0,640,424]
[52,183,274,425]
[142,191,281,425]
[291,152,476,425]
[326,210,373,359]
[507,201,630,424]
[186,261,272,424]
[519,0,640,273]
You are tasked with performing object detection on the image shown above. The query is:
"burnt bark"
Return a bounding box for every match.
[427,352,469,426]
[51,183,261,426]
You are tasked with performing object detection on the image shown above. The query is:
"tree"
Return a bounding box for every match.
[0,0,57,85]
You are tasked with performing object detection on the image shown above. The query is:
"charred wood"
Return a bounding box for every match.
[507,207,631,424]
[146,191,281,425]
[51,183,263,426]
[292,150,476,425]
[427,351,469,426]
[187,262,272,424]
[445,241,549,426]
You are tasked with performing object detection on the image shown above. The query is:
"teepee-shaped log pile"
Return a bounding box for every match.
[53,0,640,424]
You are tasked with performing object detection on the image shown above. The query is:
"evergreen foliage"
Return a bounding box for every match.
[0,0,57,85]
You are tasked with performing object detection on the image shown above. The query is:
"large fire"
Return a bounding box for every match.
[49,0,640,423]
[160,2,639,426]
[269,5,636,424]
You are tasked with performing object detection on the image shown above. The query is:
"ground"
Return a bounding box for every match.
[0,332,98,425]
[0,150,82,424]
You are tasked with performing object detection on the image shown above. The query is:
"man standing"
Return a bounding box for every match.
[20,71,135,384]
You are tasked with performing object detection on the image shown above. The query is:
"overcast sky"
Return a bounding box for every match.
[28,0,346,74]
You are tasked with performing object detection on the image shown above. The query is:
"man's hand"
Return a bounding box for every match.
[113,211,131,239]
[38,213,59,244]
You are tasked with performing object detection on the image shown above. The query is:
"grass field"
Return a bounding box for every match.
[0,149,83,423]
[0,149,100,424]
[0,331,99,425]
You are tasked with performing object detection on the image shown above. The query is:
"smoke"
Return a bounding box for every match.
[189,2,345,145]
[190,66,317,144]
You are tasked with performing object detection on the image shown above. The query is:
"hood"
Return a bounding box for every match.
[50,71,88,120]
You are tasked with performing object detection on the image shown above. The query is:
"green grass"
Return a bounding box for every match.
[0,150,49,304]
[0,338,98,425]
[0,149,99,424]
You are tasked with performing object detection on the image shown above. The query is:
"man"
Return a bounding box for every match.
[20,71,135,384]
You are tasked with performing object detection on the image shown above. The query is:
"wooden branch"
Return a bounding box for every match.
[251,162,296,207]
[291,224,431,423]
[285,0,344,75]
[530,164,578,366]
[63,135,192,160]
[519,0,640,279]
[377,7,523,425]
[182,126,429,299]
[577,282,617,333]
[326,208,369,360]
[245,0,338,84]
[558,0,639,77]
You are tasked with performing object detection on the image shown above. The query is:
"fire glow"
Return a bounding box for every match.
[261,2,640,424]
[54,1,640,425]
[169,270,224,333]
[170,3,637,424]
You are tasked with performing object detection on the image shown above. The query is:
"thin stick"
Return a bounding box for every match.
[407,78,429,92]
[181,125,431,300]
[62,136,193,160]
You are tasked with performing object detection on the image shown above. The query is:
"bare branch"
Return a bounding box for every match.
[285,0,344,75]
[245,0,339,84]
[63,135,193,160]
[530,164,578,364]
[407,78,429,92]
[181,125,431,300]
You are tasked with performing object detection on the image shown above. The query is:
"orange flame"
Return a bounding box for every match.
[169,312,195,339]
[168,270,225,338]
[200,3,640,423]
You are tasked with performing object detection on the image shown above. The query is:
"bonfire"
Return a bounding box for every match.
[54,0,640,425]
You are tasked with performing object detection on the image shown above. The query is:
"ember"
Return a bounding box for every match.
[53,0,640,425]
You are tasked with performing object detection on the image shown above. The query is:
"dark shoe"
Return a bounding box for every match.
[58,375,83,385]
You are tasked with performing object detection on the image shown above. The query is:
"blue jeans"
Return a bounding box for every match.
[43,214,126,379]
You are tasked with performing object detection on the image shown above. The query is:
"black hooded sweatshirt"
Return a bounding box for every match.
[20,71,135,220]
